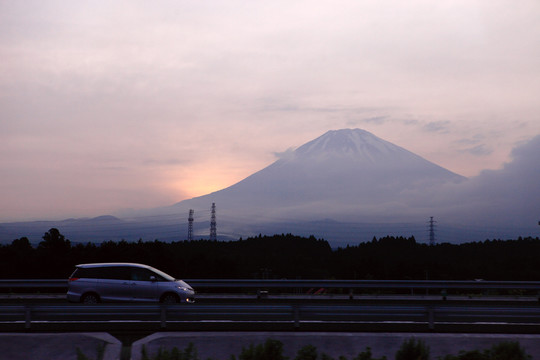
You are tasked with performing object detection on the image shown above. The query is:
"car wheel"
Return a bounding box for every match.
[81,293,99,304]
[161,293,179,304]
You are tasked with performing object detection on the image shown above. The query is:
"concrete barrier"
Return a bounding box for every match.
[0,333,121,360]
[131,332,540,360]
[3,331,540,360]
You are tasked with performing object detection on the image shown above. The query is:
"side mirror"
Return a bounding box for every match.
[150,276,157,282]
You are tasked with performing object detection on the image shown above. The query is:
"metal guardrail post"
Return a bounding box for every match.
[427,306,434,331]
[160,305,167,328]
[25,305,31,329]
[293,305,300,329]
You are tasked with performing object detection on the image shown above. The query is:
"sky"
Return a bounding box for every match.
[1,0,539,222]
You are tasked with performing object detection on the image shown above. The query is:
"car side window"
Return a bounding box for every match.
[86,267,103,278]
[130,268,166,281]
[101,266,130,280]
[149,270,167,281]
[131,268,155,281]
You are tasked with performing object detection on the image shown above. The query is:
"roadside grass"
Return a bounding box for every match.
[132,338,531,360]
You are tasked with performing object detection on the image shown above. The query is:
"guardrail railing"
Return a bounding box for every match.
[1,279,540,291]
[0,279,67,288]
[187,279,540,291]
[2,302,540,332]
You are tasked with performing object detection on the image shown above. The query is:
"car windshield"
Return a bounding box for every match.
[147,266,176,281]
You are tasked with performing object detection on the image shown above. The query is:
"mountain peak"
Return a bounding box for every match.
[293,128,413,165]
[171,128,465,216]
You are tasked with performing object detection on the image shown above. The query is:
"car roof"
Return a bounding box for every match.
[75,262,151,269]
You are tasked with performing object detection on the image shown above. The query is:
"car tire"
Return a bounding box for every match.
[161,293,179,304]
[81,293,100,304]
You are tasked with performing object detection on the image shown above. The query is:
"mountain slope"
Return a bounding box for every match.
[171,129,465,223]
[3,130,539,245]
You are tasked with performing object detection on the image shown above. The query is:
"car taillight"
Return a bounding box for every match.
[69,277,79,281]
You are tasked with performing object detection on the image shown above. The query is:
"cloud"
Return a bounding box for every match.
[141,158,190,166]
[423,121,451,133]
[1,0,540,222]
[438,135,540,228]
[273,147,296,159]
[359,116,389,125]
[459,144,493,156]
[393,134,540,234]
[455,135,485,146]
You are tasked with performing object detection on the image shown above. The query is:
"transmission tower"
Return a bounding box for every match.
[210,203,217,241]
[187,209,194,241]
[428,216,436,246]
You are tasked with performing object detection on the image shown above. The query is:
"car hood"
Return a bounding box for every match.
[175,279,193,291]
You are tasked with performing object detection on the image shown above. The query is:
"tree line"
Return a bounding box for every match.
[1,228,539,280]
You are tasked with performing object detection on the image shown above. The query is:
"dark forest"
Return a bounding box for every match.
[1,228,539,281]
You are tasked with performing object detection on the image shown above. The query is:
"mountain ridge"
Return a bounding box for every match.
[169,128,466,223]
[2,129,539,245]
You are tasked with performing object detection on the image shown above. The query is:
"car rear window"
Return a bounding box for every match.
[71,267,103,279]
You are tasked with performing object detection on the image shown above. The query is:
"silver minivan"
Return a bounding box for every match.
[67,262,195,304]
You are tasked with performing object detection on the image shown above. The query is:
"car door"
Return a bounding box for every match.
[97,266,132,302]
[129,267,159,301]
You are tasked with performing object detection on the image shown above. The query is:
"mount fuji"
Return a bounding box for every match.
[168,129,465,224]
[3,129,539,245]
